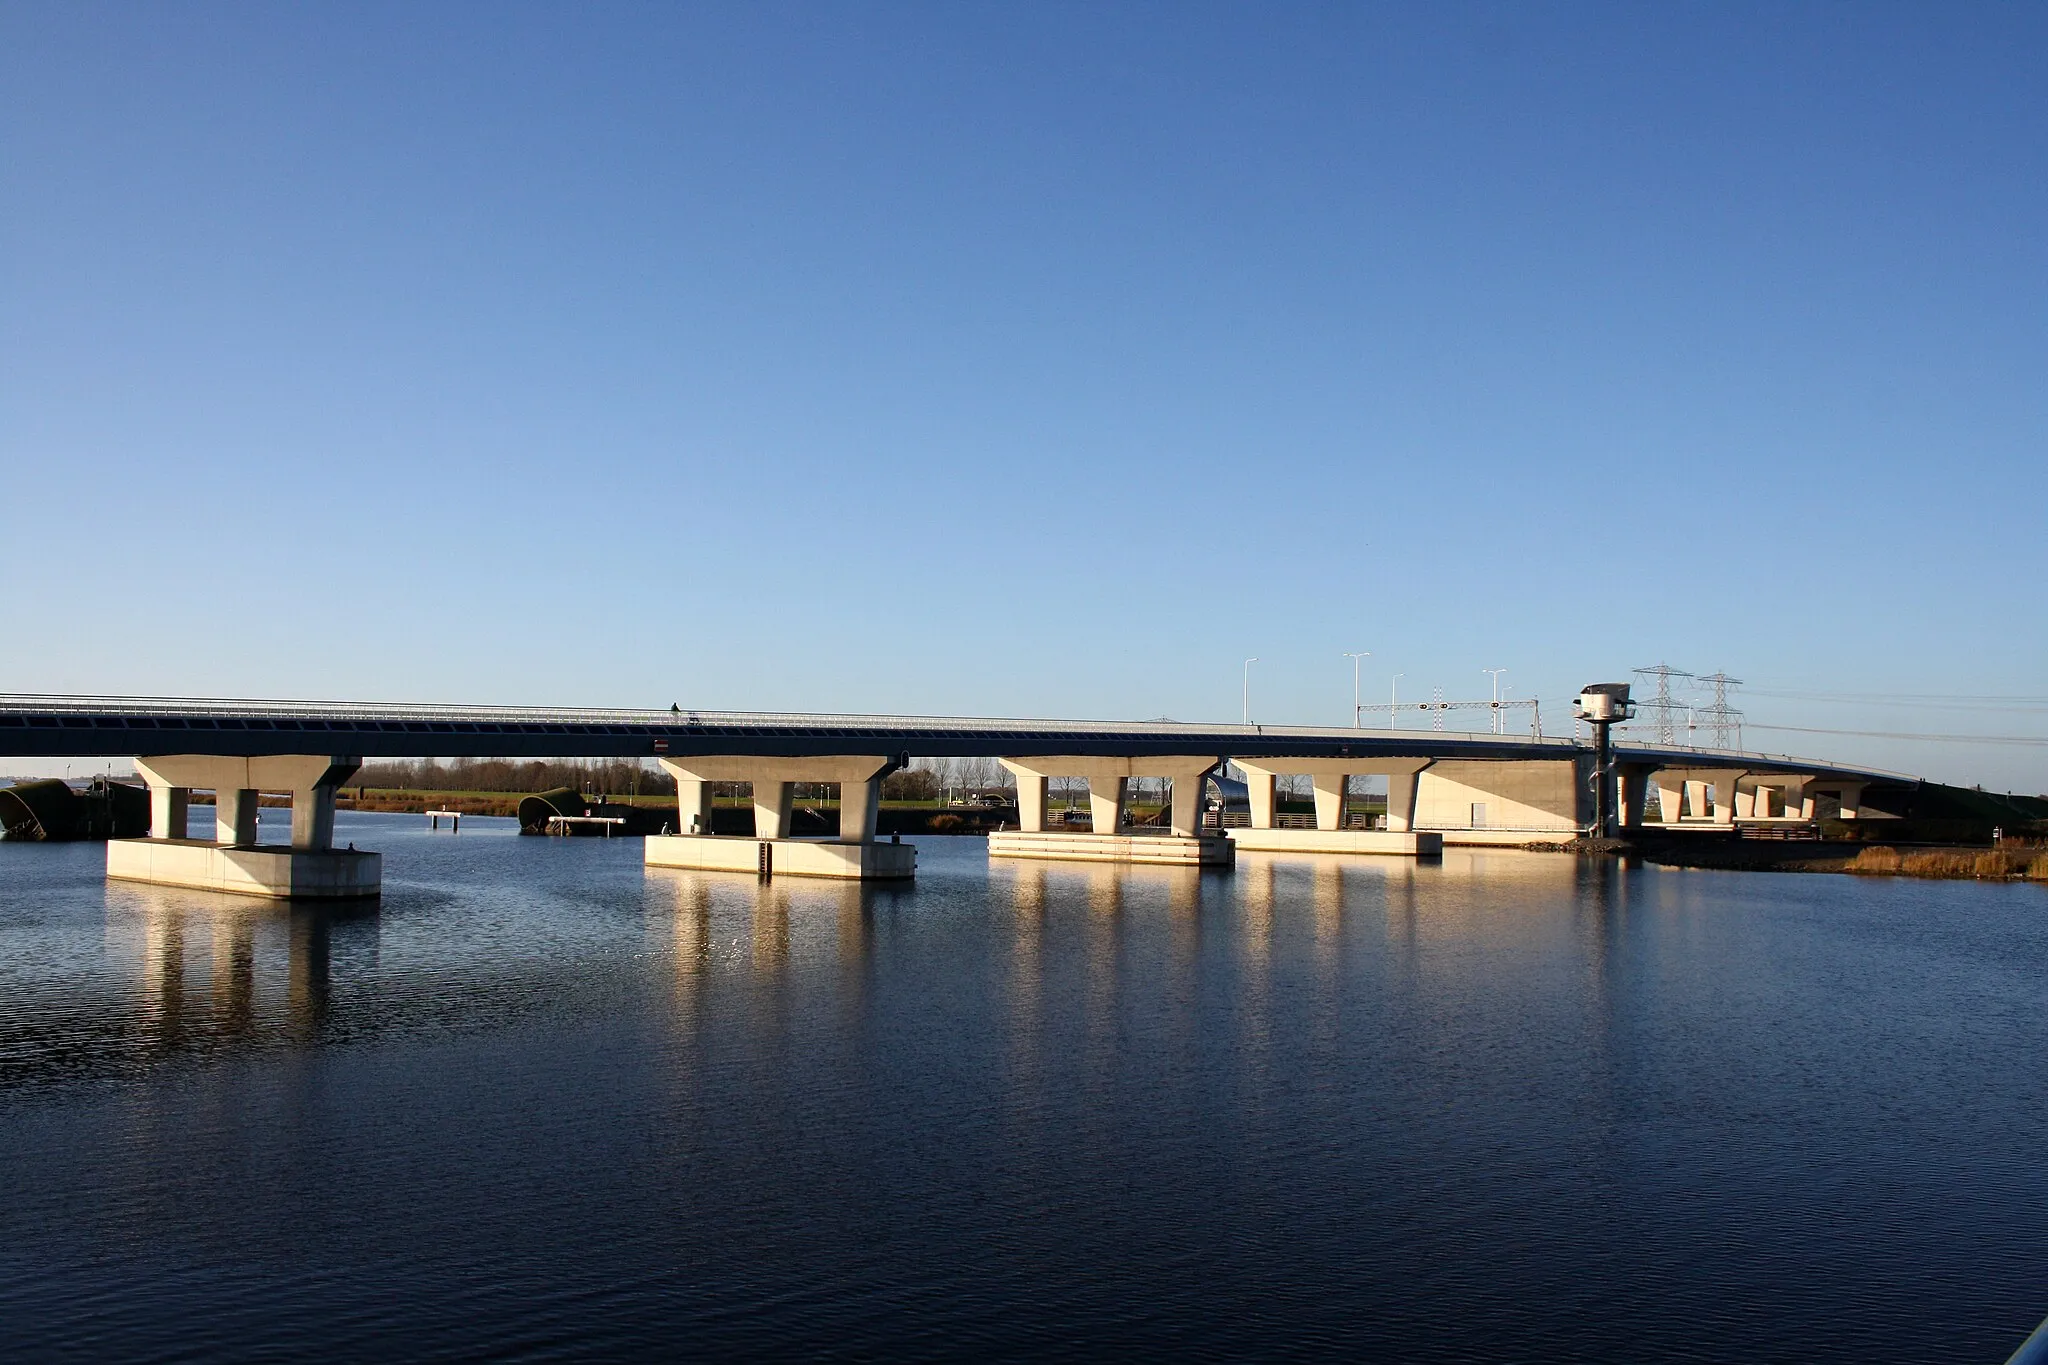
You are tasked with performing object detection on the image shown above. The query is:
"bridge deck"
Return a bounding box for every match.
[0,695,1913,784]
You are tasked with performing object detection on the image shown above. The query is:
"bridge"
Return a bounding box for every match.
[0,693,1912,895]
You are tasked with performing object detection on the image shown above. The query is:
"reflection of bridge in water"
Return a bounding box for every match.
[0,848,1615,1093]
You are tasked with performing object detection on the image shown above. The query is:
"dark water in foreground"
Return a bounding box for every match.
[2,812,2045,1362]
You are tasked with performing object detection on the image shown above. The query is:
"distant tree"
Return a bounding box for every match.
[883,767,939,800]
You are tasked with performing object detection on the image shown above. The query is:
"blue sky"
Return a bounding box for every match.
[3,2,2043,789]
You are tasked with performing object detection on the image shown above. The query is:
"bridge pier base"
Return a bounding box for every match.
[991,756,1232,866]
[650,754,915,880]
[988,829,1234,866]
[108,840,382,899]
[645,834,915,880]
[1226,827,1442,857]
[108,755,377,900]
[1232,759,1437,853]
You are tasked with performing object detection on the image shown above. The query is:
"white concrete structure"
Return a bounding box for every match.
[1227,758,1442,856]
[985,828,1233,866]
[1647,767,1865,828]
[991,755,1232,866]
[999,755,1218,837]
[645,833,914,879]
[1810,781,1866,819]
[643,754,916,880]
[107,839,381,898]
[107,754,377,899]
[1413,759,1586,843]
[1227,826,1442,856]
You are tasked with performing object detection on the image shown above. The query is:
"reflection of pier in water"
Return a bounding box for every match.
[128,885,364,1048]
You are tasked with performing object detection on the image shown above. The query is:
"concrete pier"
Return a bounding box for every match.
[107,839,382,899]
[987,829,1233,866]
[645,834,915,880]
[645,754,915,880]
[991,756,1232,866]
[1226,827,1442,857]
[1228,757,1458,851]
[107,754,378,899]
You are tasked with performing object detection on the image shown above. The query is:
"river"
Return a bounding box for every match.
[2,811,2044,1361]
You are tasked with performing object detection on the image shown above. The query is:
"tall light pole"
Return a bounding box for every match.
[1242,658,1259,726]
[1389,674,1402,731]
[1482,668,1507,734]
[1342,651,1370,728]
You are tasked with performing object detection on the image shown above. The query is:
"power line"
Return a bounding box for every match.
[1741,688,2048,711]
[1745,722,2048,746]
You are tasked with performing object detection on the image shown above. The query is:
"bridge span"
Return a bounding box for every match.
[0,694,1914,895]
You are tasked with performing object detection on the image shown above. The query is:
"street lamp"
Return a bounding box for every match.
[1242,658,1259,726]
[1482,668,1507,734]
[1342,651,1371,728]
[1388,674,1402,731]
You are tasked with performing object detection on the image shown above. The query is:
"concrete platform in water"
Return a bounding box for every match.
[1226,827,1442,857]
[645,834,917,880]
[988,830,1234,866]
[107,838,382,899]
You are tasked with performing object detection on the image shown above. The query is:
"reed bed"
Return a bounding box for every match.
[1846,846,2048,881]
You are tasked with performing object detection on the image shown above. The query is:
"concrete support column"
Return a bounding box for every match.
[1311,773,1349,832]
[216,789,261,847]
[1616,766,1652,829]
[839,779,881,843]
[1386,770,1420,834]
[675,778,711,835]
[1002,765,1048,833]
[133,756,361,856]
[753,780,793,840]
[150,785,190,840]
[1088,777,1126,835]
[1712,780,1739,825]
[290,786,338,851]
[1245,770,1278,829]
[1789,780,1812,821]
[1168,772,1208,837]
[1656,780,1687,824]
[660,755,899,847]
[1838,783,1863,819]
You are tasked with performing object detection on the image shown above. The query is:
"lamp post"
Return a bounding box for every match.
[1342,651,1370,728]
[1389,674,1402,731]
[1482,668,1507,734]
[1242,658,1259,726]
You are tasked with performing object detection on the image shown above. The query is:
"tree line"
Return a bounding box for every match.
[349,756,1365,802]
[351,755,1020,801]
[352,757,668,795]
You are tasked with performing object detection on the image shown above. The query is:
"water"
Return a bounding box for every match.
[2,811,2045,1362]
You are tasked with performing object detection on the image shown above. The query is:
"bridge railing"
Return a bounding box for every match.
[0,694,1579,745]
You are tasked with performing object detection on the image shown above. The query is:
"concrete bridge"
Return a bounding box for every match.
[0,694,1912,895]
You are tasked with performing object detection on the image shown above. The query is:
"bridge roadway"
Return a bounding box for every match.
[0,694,1907,782]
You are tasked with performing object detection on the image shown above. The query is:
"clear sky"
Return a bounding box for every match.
[3,2,2044,790]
